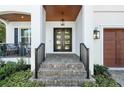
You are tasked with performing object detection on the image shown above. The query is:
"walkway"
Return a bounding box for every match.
[109,70,124,87]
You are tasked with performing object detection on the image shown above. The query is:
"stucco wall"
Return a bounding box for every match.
[75,8,83,56]
[93,5,124,66]
[0,5,42,71]
[46,21,76,54]
[6,22,31,43]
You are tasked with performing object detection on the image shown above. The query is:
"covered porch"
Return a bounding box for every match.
[0,5,94,75]
[33,5,94,84]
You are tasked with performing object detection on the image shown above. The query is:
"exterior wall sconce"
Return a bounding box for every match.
[93,27,100,39]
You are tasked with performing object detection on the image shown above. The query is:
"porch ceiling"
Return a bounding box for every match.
[43,5,82,21]
[0,13,31,22]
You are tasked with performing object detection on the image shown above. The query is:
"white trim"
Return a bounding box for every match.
[109,68,124,70]
[94,11,124,13]
[1,58,31,64]
[49,52,75,54]
[101,25,124,66]
[0,18,8,25]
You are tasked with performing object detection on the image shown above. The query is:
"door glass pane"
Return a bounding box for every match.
[56,40,61,44]
[57,31,62,34]
[65,31,69,34]
[57,45,61,49]
[65,45,70,50]
[65,35,70,39]
[21,37,28,44]
[65,40,70,44]
[56,35,61,39]
[21,28,31,45]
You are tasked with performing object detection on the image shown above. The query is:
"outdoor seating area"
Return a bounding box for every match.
[0,43,31,57]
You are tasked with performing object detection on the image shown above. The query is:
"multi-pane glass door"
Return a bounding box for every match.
[20,28,31,45]
[54,28,72,52]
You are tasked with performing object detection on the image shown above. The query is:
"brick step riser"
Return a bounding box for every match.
[40,66,84,70]
[38,74,87,78]
[39,68,86,71]
[41,64,84,70]
[40,80,84,86]
[38,71,86,77]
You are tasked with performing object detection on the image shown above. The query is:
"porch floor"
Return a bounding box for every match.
[44,53,84,64]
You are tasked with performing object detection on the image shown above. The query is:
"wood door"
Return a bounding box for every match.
[54,28,72,52]
[117,31,124,67]
[104,29,116,67]
[104,29,124,67]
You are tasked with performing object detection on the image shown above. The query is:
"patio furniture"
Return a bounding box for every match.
[6,44,18,56]
[19,46,26,56]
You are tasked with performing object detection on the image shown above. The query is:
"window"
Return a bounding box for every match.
[19,28,31,45]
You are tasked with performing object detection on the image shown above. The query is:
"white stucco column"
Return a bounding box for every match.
[82,5,94,74]
[6,23,14,43]
[31,6,43,71]
[6,24,10,43]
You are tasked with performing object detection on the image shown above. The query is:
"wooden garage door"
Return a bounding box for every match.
[104,29,124,67]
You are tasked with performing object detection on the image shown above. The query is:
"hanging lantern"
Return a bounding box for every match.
[60,11,65,26]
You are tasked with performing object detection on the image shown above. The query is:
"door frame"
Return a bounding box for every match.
[101,25,124,69]
[53,28,72,52]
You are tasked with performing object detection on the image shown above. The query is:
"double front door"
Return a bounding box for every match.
[104,29,124,67]
[54,28,72,52]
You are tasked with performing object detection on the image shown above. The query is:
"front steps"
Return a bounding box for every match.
[32,54,94,86]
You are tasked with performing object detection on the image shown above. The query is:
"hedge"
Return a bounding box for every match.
[0,59,30,80]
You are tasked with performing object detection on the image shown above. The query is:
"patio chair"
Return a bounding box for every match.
[6,44,18,56]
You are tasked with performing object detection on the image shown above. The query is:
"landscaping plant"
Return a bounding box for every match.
[94,64,110,76]
[0,59,30,80]
[0,70,44,87]
[82,64,120,87]
[0,59,44,87]
[0,22,6,43]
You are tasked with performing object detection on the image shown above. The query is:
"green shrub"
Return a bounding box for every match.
[94,75,119,87]
[0,60,30,80]
[94,64,110,76]
[0,59,5,67]
[0,70,44,87]
[82,81,98,87]
[0,62,17,80]
[82,64,120,87]
[82,75,119,87]
[16,59,31,71]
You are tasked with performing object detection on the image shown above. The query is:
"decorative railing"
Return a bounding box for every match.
[80,43,90,79]
[0,43,31,57]
[35,43,45,78]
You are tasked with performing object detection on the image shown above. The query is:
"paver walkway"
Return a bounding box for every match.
[109,70,124,87]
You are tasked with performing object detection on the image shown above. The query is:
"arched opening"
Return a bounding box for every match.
[0,21,6,43]
[0,11,31,57]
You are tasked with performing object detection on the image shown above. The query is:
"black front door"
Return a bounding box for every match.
[54,28,72,52]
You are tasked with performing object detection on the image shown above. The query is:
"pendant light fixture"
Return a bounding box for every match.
[61,11,65,26]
